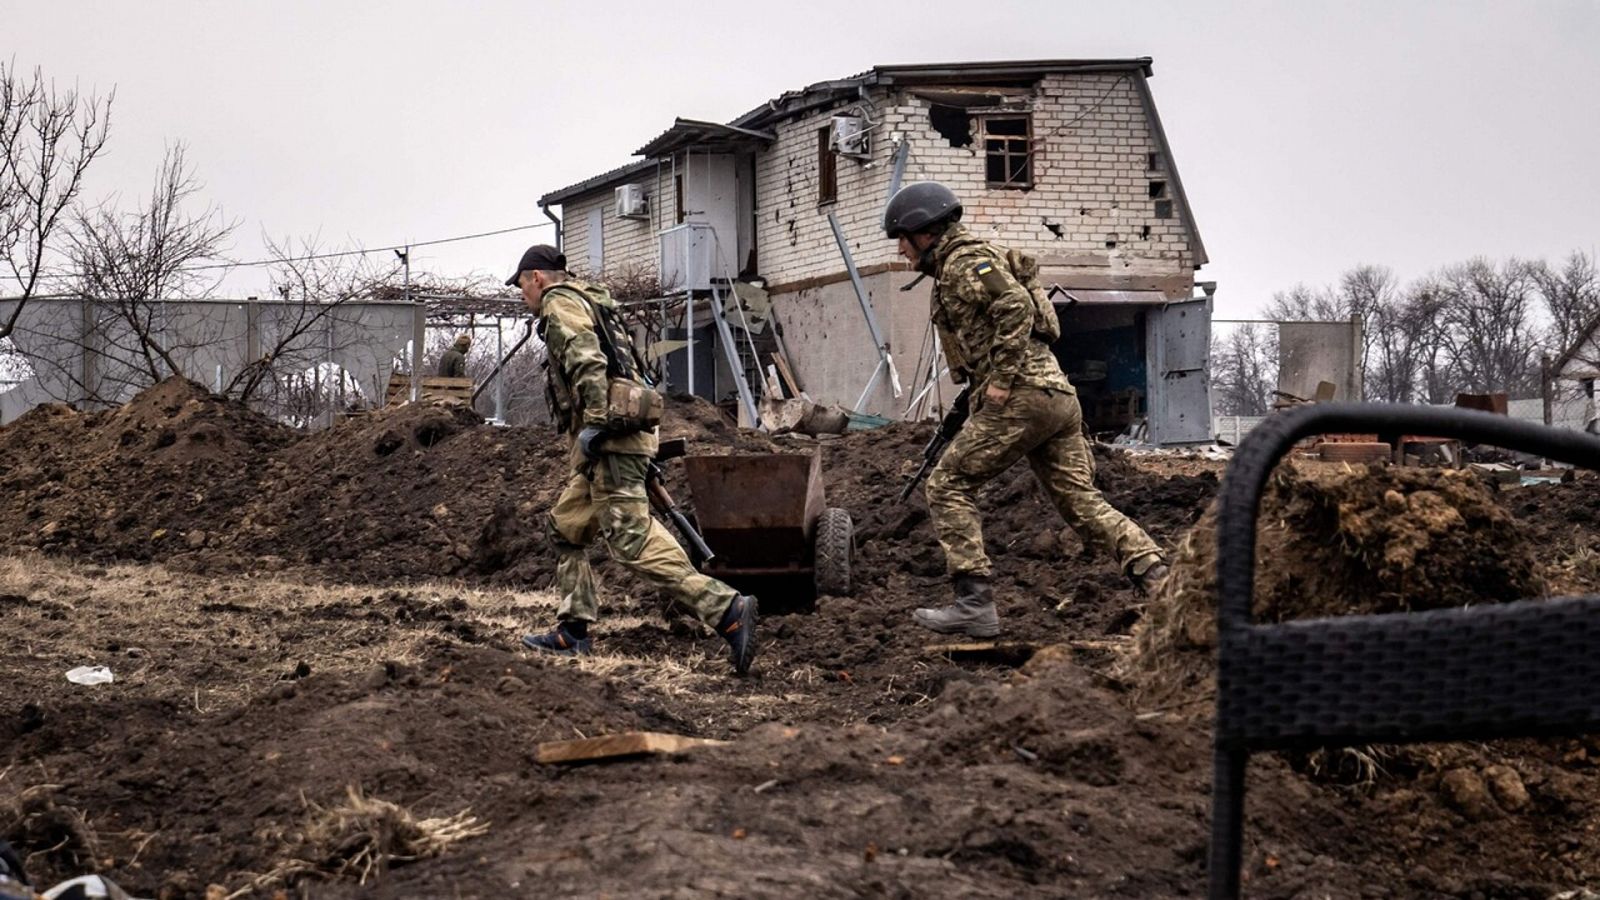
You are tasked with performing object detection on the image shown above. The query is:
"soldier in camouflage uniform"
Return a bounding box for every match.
[505,245,757,674]
[883,183,1169,637]
[437,334,471,377]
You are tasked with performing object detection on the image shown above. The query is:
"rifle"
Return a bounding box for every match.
[899,387,971,503]
[646,439,717,566]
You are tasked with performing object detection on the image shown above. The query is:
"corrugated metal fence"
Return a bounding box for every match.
[1214,398,1595,445]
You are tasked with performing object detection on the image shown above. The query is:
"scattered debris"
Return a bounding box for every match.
[536,732,730,765]
[63,666,113,686]
[923,641,1044,667]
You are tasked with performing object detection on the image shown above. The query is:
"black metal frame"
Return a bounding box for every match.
[1209,403,1600,899]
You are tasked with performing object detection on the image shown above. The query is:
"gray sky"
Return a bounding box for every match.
[4,0,1597,319]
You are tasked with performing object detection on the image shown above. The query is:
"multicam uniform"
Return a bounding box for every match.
[538,279,737,626]
[924,225,1164,579]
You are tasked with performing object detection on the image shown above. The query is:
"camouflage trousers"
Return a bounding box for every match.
[926,385,1164,579]
[546,450,736,627]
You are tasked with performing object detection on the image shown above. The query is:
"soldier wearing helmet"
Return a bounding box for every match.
[884,182,1170,637]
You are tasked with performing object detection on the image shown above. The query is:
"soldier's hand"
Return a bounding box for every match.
[577,426,609,462]
[984,383,1011,408]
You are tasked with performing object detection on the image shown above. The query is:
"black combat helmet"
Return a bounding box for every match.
[883,182,963,238]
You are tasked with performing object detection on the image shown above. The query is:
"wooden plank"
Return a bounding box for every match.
[924,641,1044,667]
[773,352,803,399]
[535,731,729,765]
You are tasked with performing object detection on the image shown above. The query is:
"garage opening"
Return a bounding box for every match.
[1051,302,1151,439]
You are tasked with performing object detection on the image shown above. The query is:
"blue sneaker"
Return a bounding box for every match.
[521,625,592,656]
[716,595,758,676]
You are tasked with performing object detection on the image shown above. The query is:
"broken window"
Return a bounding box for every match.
[1154,199,1173,219]
[1148,151,1163,171]
[982,115,1032,190]
[1148,180,1167,199]
[817,126,837,205]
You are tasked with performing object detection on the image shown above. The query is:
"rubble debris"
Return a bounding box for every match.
[536,732,729,765]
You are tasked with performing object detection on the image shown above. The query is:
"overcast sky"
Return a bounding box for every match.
[4,0,1597,319]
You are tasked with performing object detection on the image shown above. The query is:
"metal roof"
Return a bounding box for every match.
[634,118,775,158]
[538,159,657,206]
[1058,289,1171,306]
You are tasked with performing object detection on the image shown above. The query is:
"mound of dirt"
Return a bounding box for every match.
[1126,462,1544,708]
[0,379,296,563]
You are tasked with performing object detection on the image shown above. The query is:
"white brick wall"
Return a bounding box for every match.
[555,71,1199,290]
[559,166,677,280]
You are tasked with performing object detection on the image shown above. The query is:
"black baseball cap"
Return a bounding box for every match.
[505,244,567,286]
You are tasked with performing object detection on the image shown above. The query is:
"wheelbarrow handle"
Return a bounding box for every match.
[645,461,717,566]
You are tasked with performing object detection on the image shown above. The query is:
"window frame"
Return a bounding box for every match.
[980,113,1034,191]
[817,125,838,206]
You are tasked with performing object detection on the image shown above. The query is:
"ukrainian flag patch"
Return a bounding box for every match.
[975,259,1009,296]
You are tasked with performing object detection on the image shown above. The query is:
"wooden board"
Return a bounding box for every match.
[535,731,729,765]
[384,375,474,406]
[772,352,804,399]
[924,641,1044,667]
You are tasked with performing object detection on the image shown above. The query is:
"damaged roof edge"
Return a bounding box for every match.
[729,58,1154,131]
[538,159,659,207]
[874,57,1153,81]
[1133,72,1208,269]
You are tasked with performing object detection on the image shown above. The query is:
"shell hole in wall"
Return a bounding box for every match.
[927,104,974,148]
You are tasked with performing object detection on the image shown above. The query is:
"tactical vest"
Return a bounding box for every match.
[539,283,661,435]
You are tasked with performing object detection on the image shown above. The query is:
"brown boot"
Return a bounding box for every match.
[913,575,1000,638]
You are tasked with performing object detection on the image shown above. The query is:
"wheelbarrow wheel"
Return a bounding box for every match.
[814,507,854,596]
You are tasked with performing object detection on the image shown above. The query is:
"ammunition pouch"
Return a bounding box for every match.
[603,379,663,434]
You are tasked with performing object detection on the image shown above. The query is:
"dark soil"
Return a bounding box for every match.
[3,379,1600,898]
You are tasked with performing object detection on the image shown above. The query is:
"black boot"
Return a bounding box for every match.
[716,595,759,676]
[913,575,1000,638]
[1131,561,1171,597]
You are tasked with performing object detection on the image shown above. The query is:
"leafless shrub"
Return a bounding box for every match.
[0,60,113,340]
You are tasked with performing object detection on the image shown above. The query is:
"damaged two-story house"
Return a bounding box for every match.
[537,57,1214,443]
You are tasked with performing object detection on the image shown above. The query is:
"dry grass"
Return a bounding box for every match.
[1114,513,1223,715]
[232,786,488,897]
[2,551,802,735]
[0,552,560,715]
[1549,537,1600,596]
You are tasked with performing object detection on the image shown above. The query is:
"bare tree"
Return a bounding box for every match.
[1264,283,1343,322]
[1366,284,1447,403]
[1211,324,1275,416]
[63,143,235,392]
[1338,265,1396,385]
[1434,257,1542,396]
[232,235,405,419]
[0,61,112,340]
[1531,251,1600,359]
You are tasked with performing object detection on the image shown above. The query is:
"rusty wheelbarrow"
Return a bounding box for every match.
[680,450,854,597]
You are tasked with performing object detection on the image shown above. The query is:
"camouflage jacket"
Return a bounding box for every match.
[437,349,467,378]
[538,279,658,458]
[930,225,1071,395]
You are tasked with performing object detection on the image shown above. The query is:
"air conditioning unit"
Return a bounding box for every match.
[615,184,649,219]
[831,115,870,159]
